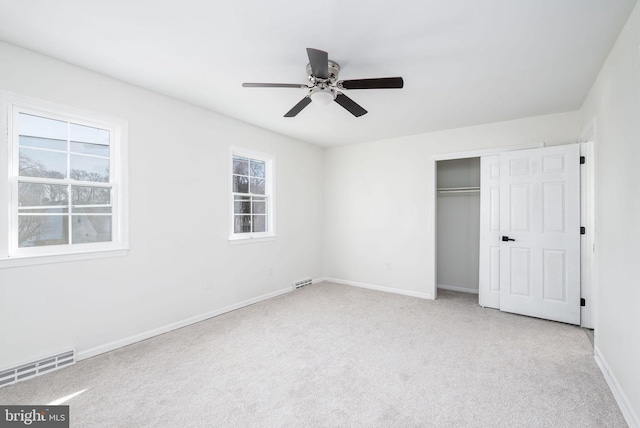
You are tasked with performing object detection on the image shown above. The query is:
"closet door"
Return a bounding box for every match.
[498,144,580,325]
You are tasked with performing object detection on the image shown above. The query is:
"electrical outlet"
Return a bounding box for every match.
[204,278,213,291]
[268,266,273,276]
[386,263,392,271]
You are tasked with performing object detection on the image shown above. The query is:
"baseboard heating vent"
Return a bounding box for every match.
[0,349,75,388]
[292,278,312,290]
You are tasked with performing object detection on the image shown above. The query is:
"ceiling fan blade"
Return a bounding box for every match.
[284,96,312,117]
[339,77,404,90]
[334,93,367,117]
[243,83,308,88]
[306,48,329,79]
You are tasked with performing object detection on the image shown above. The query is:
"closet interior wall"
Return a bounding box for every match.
[436,158,481,294]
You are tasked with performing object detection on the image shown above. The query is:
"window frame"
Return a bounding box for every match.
[0,91,129,268]
[228,146,275,243]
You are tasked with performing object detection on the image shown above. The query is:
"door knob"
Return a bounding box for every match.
[501,236,515,242]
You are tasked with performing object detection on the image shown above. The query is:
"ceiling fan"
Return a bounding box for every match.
[242,48,404,118]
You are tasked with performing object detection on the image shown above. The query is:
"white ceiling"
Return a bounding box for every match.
[0,0,636,147]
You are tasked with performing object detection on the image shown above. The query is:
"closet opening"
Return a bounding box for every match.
[436,157,481,300]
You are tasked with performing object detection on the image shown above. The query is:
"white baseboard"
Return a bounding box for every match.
[594,346,639,428]
[77,285,294,361]
[322,277,433,300]
[437,283,479,295]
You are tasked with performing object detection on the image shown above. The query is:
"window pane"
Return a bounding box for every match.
[250,159,265,178]
[70,155,110,182]
[70,123,110,146]
[234,200,251,214]
[234,215,251,233]
[19,215,69,247]
[19,148,66,179]
[250,178,265,195]
[252,200,266,214]
[18,182,68,207]
[233,175,249,193]
[72,215,112,244]
[252,215,266,233]
[71,186,111,205]
[233,156,249,175]
[19,135,66,151]
[71,142,110,157]
[19,113,67,140]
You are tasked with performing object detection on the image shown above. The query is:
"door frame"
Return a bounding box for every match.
[579,118,597,330]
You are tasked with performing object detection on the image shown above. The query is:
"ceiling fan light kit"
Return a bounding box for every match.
[242,48,404,117]
[310,88,335,105]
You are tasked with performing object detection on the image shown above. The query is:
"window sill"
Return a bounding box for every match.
[0,248,129,269]
[228,235,276,245]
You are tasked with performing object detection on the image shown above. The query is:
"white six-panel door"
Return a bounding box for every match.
[479,144,581,325]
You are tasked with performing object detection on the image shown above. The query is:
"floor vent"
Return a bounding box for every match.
[0,350,75,388]
[292,278,312,290]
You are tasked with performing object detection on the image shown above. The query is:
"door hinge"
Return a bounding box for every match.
[580,298,586,307]
[580,226,586,235]
[580,156,586,165]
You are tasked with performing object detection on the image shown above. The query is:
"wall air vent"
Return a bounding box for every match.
[0,350,75,388]
[292,278,312,290]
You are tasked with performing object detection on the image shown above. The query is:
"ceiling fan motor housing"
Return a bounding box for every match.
[306,60,340,84]
[307,60,340,103]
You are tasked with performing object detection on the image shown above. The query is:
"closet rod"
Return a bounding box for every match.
[437,186,480,194]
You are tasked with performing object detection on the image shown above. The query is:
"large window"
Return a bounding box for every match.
[0,92,128,266]
[230,147,274,241]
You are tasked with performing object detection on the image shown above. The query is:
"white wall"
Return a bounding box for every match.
[324,111,581,296]
[436,158,480,293]
[0,42,324,368]
[581,2,640,425]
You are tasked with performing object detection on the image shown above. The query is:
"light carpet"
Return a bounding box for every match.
[0,282,627,427]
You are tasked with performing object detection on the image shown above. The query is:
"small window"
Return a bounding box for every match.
[0,91,128,266]
[229,147,274,241]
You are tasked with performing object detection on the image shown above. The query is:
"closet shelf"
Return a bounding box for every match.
[437,186,480,194]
